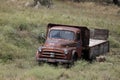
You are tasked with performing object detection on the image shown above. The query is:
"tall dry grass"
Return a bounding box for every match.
[0,0,120,80]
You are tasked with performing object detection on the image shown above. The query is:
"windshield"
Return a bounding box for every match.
[49,30,75,40]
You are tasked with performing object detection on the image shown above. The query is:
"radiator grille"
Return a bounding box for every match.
[41,51,66,59]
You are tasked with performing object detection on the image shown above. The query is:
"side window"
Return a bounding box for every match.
[77,32,80,40]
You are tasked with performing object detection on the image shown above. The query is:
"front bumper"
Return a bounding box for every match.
[36,58,72,63]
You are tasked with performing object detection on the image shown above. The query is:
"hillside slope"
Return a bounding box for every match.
[0,0,120,80]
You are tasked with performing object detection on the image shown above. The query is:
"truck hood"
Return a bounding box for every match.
[44,39,76,48]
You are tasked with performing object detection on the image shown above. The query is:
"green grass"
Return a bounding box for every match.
[0,0,120,80]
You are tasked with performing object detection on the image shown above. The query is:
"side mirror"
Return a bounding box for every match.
[41,32,46,39]
[38,32,46,43]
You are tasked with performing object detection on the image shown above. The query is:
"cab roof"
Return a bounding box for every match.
[47,23,89,31]
[49,26,80,33]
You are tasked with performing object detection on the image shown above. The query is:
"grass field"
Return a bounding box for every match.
[0,0,120,80]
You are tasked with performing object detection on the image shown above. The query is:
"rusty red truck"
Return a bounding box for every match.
[36,23,109,64]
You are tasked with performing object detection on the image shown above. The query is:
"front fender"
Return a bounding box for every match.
[67,49,76,60]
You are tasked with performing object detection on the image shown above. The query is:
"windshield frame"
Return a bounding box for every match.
[48,29,75,41]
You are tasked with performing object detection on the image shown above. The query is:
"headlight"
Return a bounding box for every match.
[64,49,68,54]
[38,47,42,52]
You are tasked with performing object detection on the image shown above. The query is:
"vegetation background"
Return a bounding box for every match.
[0,0,120,80]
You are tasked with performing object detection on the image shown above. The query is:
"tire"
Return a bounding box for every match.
[118,0,120,6]
[82,49,91,61]
[71,53,78,65]
[113,0,120,6]
[64,54,78,68]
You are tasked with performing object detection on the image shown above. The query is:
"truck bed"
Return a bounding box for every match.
[89,39,109,59]
[89,39,107,47]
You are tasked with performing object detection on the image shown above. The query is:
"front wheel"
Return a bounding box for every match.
[64,54,78,68]
[71,53,78,65]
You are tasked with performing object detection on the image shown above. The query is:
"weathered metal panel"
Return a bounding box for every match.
[103,42,109,53]
[89,41,109,59]
[90,29,109,40]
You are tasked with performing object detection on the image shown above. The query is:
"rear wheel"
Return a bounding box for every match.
[82,49,90,60]
[118,0,120,6]
[113,0,120,6]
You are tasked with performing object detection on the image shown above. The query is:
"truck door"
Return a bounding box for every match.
[76,32,82,57]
